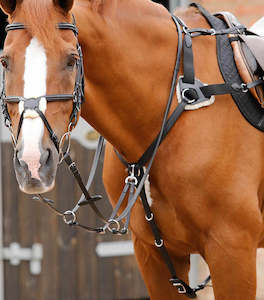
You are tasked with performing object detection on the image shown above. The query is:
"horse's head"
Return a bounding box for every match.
[0,0,82,194]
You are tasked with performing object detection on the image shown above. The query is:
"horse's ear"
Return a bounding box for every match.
[0,0,21,15]
[53,0,74,13]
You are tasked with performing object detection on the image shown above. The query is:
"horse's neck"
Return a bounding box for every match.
[74,0,177,161]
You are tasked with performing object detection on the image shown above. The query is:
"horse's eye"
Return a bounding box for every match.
[67,55,77,69]
[0,57,9,69]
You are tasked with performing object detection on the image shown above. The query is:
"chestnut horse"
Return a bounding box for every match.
[0,0,264,299]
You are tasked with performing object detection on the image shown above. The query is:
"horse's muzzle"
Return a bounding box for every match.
[13,146,57,194]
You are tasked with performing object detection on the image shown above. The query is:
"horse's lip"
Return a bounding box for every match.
[19,179,55,194]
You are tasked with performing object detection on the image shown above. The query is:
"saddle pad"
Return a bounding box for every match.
[217,11,264,106]
[190,3,264,131]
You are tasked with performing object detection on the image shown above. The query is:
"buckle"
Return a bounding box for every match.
[240,83,249,93]
[169,279,186,294]
[210,29,216,35]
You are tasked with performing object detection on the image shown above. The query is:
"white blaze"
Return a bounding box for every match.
[20,38,47,180]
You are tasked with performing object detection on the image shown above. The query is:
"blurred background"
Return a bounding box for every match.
[0,1,263,299]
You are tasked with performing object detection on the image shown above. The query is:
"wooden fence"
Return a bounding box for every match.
[1,141,148,300]
[1,139,264,300]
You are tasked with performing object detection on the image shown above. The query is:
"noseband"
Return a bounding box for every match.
[1,18,85,152]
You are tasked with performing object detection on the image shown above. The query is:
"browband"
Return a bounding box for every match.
[6,22,78,35]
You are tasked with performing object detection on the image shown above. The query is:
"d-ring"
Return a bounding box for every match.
[155,239,164,248]
[181,89,196,104]
[125,175,138,185]
[63,210,77,225]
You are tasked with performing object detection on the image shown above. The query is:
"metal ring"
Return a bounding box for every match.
[68,122,75,132]
[145,213,154,222]
[210,29,216,36]
[106,219,121,233]
[181,89,196,104]
[58,130,71,163]
[63,210,77,225]
[125,175,138,185]
[183,26,188,34]
[241,83,249,93]
[155,239,164,248]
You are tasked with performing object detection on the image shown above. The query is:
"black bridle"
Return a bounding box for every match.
[2,19,84,151]
[1,18,109,230]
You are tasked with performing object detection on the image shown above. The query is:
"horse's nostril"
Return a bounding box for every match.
[15,149,24,167]
[40,148,52,166]
[46,149,52,164]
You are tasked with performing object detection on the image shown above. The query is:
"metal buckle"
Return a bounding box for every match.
[183,26,189,34]
[241,83,249,93]
[210,29,216,35]
[125,164,138,185]
[145,213,153,221]
[154,239,163,248]
[173,282,187,294]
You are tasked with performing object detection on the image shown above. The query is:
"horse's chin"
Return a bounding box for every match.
[19,180,55,194]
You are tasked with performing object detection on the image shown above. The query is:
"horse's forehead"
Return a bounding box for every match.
[11,1,70,47]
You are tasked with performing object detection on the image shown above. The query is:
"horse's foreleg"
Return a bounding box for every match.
[205,233,258,300]
[132,234,191,300]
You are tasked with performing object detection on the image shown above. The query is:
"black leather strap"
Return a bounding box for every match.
[183,32,195,84]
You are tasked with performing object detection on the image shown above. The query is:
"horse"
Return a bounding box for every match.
[0,0,264,299]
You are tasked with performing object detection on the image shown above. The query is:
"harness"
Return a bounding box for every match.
[1,3,264,299]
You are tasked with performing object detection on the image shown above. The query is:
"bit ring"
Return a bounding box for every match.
[63,210,77,225]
